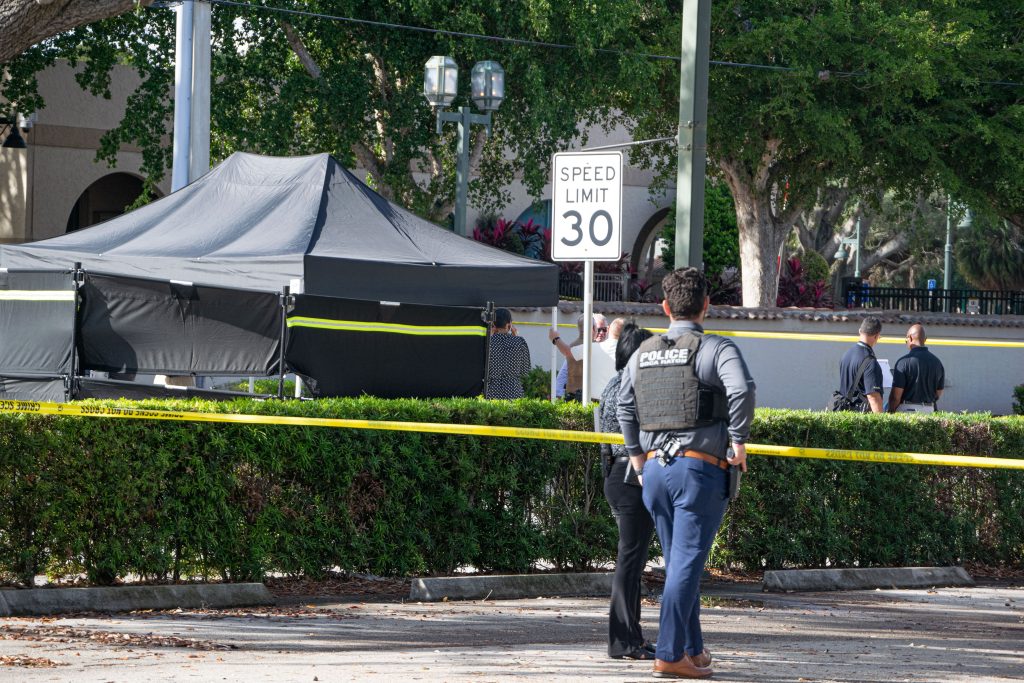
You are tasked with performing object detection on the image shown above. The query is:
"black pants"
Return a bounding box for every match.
[604,458,656,657]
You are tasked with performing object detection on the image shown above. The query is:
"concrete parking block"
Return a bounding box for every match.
[763,566,975,592]
[410,572,625,601]
[0,582,273,617]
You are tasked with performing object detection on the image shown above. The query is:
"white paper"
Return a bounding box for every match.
[877,358,893,389]
[572,343,617,400]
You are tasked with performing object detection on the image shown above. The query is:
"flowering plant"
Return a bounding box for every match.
[472,217,549,260]
[776,257,833,308]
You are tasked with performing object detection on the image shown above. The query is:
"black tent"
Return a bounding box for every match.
[0,153,556,400]
[0,152,557,307]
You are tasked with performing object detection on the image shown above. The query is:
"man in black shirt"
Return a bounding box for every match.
[838,317,884,413]
[888,323,945,413]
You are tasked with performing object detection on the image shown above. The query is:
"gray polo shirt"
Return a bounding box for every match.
[616,320,756,458]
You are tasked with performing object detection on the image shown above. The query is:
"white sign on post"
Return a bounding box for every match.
[551,152,623,262]
[550,151,623,405]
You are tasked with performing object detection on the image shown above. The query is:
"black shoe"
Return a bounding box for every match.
[611,646,655,661]
[643,641,657,654]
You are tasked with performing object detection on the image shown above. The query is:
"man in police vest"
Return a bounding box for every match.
[617,267,755,679]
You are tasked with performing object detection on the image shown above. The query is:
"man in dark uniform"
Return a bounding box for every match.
[838,317,884,413]
[617,267,756,679]
[888,323,944,413]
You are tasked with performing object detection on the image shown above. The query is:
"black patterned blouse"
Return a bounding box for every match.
[599,370,628,458]
[487,332,531,399]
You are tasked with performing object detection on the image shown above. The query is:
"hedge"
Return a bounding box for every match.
[0,398,1021,586]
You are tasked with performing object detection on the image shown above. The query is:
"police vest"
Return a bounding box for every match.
[634,332,728,432]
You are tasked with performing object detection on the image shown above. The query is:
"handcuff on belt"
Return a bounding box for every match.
[652,439,684,466]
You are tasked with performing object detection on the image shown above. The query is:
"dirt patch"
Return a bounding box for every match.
[264,573,410,601]
[0,624,235,651]
[0,654,64,667]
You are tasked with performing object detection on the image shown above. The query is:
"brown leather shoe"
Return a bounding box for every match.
[691,648,712,668]
[652,655,713,679]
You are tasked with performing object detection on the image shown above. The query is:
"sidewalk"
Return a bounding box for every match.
[1,581,1021,681]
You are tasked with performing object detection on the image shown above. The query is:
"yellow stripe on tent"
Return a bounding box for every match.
[287,316,485,337]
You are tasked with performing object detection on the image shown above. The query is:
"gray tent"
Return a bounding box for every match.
[0,152,557,307]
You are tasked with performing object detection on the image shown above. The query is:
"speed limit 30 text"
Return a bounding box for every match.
[558,164,617,204]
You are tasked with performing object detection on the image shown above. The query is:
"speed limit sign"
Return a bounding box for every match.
[551,151,623,261]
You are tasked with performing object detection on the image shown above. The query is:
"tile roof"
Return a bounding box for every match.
[514,302,1024,329]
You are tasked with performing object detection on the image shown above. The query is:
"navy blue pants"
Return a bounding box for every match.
[642,456,728,663]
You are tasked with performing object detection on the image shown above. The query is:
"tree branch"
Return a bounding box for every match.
[278,20,390,192]
[468,127,487,175]
[351,142,386,197]
[860,232,909,271]
[753,138,781,193]
[366,54,393,163]
[279,19,321,80]
[0,0,153,64]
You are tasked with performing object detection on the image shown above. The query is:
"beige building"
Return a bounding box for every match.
[2,61,670,280]
[1,61,171,245]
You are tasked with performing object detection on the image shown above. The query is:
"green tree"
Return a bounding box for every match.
[629,1,1024,307]
[929,5,1024,232]
[2,1,664,222]
[954,213,1024,290]
[795,190,953,288]
[660,180,739,277]
[0,1,152,65]
[5,1,1022,297]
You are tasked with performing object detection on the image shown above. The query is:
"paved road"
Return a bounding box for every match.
[1,582,1022,681]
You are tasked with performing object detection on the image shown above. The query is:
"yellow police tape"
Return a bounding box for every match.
[514,321,1024,348]
[1,399,1022,470]
[702,330,1024,349]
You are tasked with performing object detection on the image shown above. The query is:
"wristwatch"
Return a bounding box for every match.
[551,336,560,345]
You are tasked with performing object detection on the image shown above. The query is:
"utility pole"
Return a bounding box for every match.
[673,0,712,269]
[189,0,211,183]
[172,0,212,192]
[171,0,194,192]
[943,195,953,293]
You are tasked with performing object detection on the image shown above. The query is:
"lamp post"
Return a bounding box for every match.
[834,217,862,308]
[423,56,505,237]
[943,196,973,313]
[0,115,28,149]
[834,216,862,278]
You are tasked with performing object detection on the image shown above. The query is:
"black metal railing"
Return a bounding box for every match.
[558,271,631,301]
[840,284,1024,315]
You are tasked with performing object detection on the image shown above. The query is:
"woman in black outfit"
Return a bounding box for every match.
[486,307,531,399]
[600,322,656,660]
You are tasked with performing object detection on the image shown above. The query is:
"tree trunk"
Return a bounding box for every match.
[0,1,152,64]
[732,187,787,308]
[719,153,794,308]
[795,186,850,256]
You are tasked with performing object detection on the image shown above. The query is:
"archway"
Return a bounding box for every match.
[65,173,160,233]
[629,206,671,282]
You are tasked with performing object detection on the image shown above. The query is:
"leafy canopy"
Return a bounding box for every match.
[2,1,669,220]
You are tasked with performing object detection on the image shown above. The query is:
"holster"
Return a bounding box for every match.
[600,443,614,478]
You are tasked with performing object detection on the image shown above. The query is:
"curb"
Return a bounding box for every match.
[0,583,274,617]
[410,572,625,602]
[762,566,975,593]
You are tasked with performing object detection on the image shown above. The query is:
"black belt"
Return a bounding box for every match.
[614,455,631,463]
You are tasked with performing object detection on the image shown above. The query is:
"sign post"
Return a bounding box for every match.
[551,151,623,405]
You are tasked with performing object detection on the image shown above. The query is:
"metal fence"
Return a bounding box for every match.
[558,271,631,301]
[841,284,1024,315]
